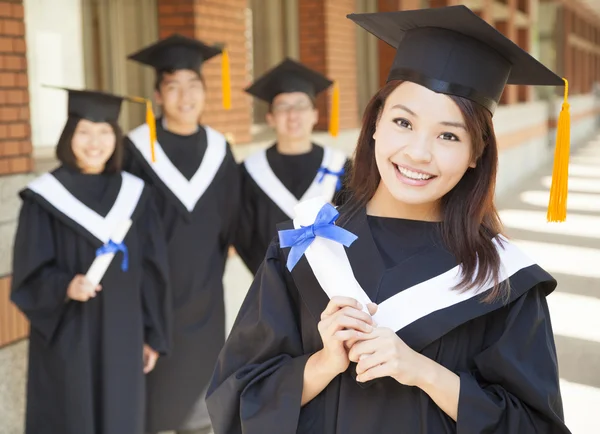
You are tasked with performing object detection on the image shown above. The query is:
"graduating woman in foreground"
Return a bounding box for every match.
[11,88,171,434]
[206,6,572,433]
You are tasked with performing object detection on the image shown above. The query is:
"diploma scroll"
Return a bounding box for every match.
[293,197,383,322]
[320,151,348,204]
[85,219,132,287]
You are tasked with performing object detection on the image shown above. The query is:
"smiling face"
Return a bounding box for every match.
[371,81,476,218]
[266,92,318,142]
[155,69,205,127]
[71,119,116,174]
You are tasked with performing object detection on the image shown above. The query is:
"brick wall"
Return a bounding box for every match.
[0,0,31,175]
[0,0,31,348]
[157,0,252,145]
[299,0,359,132]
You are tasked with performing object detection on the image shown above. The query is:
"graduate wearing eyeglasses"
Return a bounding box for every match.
[234,59,352,275]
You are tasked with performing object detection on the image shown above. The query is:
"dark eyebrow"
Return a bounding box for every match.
[440,121,467,130]
[391,103,466,130]
[391,104,417,117]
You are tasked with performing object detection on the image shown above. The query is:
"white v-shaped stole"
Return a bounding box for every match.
[292,197,537,333]
[27,172,144,285]
[244,146,347,218]
[128,123,227,212]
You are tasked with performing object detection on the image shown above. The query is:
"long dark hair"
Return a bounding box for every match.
[55,116,124,173]
[346,80,506,302]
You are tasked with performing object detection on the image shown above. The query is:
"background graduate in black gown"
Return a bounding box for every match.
[206,6,572,434]
[11,88,171,434]
[234,58,353,275]
[123,34,240,434]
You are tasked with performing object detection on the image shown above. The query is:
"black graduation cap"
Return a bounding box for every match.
[127,34,232,110]
[348,5,564,114]
[127,33,223,72]
[347,5,571,222]
[245,58,340,136]
[44,85,125,123]
[245,58,333,103]
[45,85,159,162]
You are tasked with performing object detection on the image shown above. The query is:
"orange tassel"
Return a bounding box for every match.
[222,48,231,110]
[128,96,157,162]
[547,78,570,222]
[145,100,157,162]
[328,80,340,137]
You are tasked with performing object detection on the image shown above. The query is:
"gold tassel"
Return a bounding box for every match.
[146,100,157,162]
[222,48,231,110]
[128,96,157,162]
[328,80,340,137]
[547,78,570,223]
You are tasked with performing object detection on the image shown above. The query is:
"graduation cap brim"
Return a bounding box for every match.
[127,33,223,71]
[43,85,126,123]
[348,6,563,87]
[245,58,334,103]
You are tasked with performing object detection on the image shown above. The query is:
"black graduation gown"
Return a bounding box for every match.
[123,119,240,431]
[11,166,171,434]
[206,206,570,434]
[234,143,352,274]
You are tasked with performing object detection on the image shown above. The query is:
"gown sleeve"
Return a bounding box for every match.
[220,143,242,250]
[206,242,313,434]
[10,196,74,345]
[231,163,263,274]
[139,196,172,356]
[456,286,570,433]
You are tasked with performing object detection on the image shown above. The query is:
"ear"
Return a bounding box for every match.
[154,89,163,107]
[266,112,275,128]
[311,108,319,127]
[469,158,477,169]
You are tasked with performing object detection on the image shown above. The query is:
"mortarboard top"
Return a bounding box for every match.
[127,34,222,72]
[348,5,564,115]
[347,5,571,222]
[245,58,333,103]
[127,34,232,110]
[245,58,340,137]
[44,86,125,123]
[45,85,159,162]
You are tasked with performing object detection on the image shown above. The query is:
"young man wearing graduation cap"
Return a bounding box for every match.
[206,5,572,434]
[123,34,239,434]
[233,58,353,275]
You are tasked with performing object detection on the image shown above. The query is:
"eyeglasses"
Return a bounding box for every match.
[271,102,313,114]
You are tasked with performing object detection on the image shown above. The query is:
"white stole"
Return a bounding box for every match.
[244,146,347,218]
[292,197,537,332]
[128,123,226,212]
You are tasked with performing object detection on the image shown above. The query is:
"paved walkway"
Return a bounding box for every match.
[221,132,600,433]
[496,132,600,433]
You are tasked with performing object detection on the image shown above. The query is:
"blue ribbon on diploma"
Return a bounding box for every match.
[95,240,129,272]
[278,203,358,271]
[317,166,344,192]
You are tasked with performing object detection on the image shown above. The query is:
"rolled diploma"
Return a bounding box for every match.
[320,151,347,203]
[293,197,383,322]
[85,219,132,286]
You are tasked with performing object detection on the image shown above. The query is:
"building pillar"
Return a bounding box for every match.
[157,0,252,144]
[0,0,31,350]
[299,0,359,131]
[0,0,31,176]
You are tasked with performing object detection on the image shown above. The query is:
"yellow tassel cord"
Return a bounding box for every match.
[128,96,157,162]
[546,78,571,223]
[221,48,231,110]
[328,80,340,137]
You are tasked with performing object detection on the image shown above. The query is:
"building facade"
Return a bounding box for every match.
[1,0,599,430]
